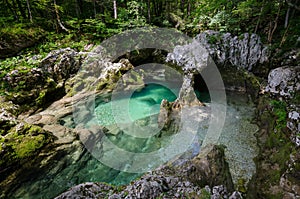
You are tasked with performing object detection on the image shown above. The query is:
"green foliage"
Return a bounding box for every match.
[207,34,221,44]
[199,188,211,199]
[0,23,44,40]
[35,90,47,106]
[116,1,147,28]
[270,100,287,131]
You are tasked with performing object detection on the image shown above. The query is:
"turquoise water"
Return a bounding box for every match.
[8,85,257,199]
[93,84,178,153]
[95,83,177,126]
[129,84,177,120]
[9,84,180,199]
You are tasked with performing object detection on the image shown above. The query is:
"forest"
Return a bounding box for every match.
[1,0,299,49]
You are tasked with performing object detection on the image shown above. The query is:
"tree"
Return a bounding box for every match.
[53,0,68,32]
[113,0,117,19]
[26,0,32,22]
[147,0,151,22]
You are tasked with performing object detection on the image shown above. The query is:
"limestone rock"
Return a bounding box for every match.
[287,106,300,147]
[167,30,269,72]
[40,48,83,83]
[166,39,209,73]
[265,66,300,98]
[181,144,234,192]
[158,99,172,130]
[55,144,236,198]
[178,73,204,106]
[166,31,268,106]
[195,30,269,71]
[54,182,116,199]
[279,152,300,198]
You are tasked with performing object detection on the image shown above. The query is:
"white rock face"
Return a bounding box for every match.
[194,30,269,71]
[167,31,269,72]
[287,108,300,147]
[166,39,209,73]
[265,66,300,98]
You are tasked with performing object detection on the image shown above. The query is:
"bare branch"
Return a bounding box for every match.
[286,0,300,11]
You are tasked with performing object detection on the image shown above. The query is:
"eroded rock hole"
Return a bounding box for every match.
[114,48,168,66]
[193,73,211,103]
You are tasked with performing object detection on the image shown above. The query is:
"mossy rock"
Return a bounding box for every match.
[247,94,296,198]
[218,66,261,99]
[0,24,45,58]
[0,122,53,168]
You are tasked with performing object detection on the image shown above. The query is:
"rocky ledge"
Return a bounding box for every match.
[55,144,240,199]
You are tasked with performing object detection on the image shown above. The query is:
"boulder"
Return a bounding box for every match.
[54,182,116,199]
[265,66,300,98]
[54,144,236,198]
[166,31,265,102]
[181,144,234,192]
[195,30,269,72]
[0,32,44,58]
[40,48,84,83]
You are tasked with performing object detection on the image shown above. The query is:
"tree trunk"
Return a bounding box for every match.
[26,0,33,22]
[286,0,300,11]
[147,0,151,22]
[254,3,264,34]
[99,2,105,23]
[124,0,128,9]
[93,0,97,18]
[53,0,69,32]
[284,6,291,28]
[187,0,191,16]
[76,0,83,18]
[153,0,157,16]
[158,0,163,16]
[268,3,281,43]
[181,0,185,13]
[113,0,117,19]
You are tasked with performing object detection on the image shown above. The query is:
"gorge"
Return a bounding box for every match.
[0,28,299,199]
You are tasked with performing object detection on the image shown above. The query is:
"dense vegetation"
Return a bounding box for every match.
[0,0,299,92]
[0,0,299,114]
[1,0,299,43]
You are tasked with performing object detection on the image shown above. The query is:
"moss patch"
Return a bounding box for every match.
[0,123,53,168]
[248,95,295,198]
